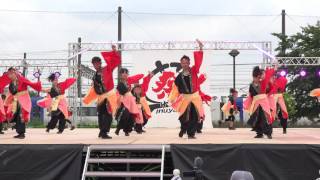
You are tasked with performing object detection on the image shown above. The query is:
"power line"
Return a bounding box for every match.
[125,11,280,17]
[289,14,320,18]
[0,9,114,14]
[123,12,158,41]
[0,8,320,18]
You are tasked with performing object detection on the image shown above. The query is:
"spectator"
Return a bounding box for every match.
[230,171,254,180]
[171,169,182,180]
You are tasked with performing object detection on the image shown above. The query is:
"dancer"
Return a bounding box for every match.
[271,75,289,134]
[37,73,76,133]
[244,66,275,139]
[310,88,320,101]
[0,73,11,134]
[83,45,120,139]
[196,73,212,133]
[168,39,204,139]
[114,68,143,136]
[221,88,238,130]
[4,67,42,139]
[131,72,153,132]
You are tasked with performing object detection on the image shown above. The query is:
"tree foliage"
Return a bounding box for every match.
[272,22,320,122]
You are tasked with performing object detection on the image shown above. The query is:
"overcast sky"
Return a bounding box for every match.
[0,0,319,58]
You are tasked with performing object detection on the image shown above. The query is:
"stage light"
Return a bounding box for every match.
[299,69,307,77]
[279,70,287,77]
[316,69,320,77]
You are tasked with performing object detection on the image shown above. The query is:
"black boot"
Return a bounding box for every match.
[0,123,3,134]
[179,130,184,138]
[14,133,25,139]
[254,134,263,138]
[98,131,103,138]
[115,128,120,135]
[283,128,287,134]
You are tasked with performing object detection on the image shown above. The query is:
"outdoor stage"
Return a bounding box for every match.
[0,128,319,145]
[1,128,320,180]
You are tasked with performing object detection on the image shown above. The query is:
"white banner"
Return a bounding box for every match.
[123,50,215,128]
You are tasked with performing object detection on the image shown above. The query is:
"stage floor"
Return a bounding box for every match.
[0,128,319,144]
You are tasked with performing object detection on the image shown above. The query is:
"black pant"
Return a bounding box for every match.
[65,119,72,125]
[135,123,143,133]
[226,115,235,122]
[196,121,203,131]
[0,122,3,133]
[12,103,25,135]
[115,104,134,134]
[97,99,112,135]
[252,106,272,136]
[179,103,198,137]
[142,111,148,127]
[278,109,287,131]
[47,110,66,132]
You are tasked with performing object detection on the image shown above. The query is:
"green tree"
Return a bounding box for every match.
[272,22,320,122]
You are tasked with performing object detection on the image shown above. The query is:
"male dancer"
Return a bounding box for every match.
[244,66,275,139]
[83,45,120,139]
[5,67,42,139]
[168,39,204,139]
[37,73,76,133]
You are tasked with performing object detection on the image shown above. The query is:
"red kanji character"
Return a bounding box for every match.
[152,71,176,99]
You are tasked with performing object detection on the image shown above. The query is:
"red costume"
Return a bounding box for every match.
[168,50,204,138]
[0,73,11,123]
[37,78,76,119]
[5,73,42,122]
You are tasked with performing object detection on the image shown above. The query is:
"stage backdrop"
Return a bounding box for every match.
[123,50,215,128]
[0,144,83,180]
[171,144,320,180]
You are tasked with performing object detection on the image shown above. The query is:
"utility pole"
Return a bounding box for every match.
[22,52,27,76]
[77,37,83,123]
[281,9,286,55]
[117,6,122,83]
[77,37,82,98]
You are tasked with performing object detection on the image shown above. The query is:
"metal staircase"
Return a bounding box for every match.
[82,145,169,180]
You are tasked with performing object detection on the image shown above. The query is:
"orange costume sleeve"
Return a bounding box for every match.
[83,86,98,105]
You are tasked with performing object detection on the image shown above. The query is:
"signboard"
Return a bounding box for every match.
[123,50,214,128]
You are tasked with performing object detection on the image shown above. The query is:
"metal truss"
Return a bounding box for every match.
[80,64,95,79]
[0,58,67,67]
[276,57,320,66]
[69,41,273,51]
[68,44,80,124]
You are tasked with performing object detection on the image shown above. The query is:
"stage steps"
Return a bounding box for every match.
[81,145,170,180]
